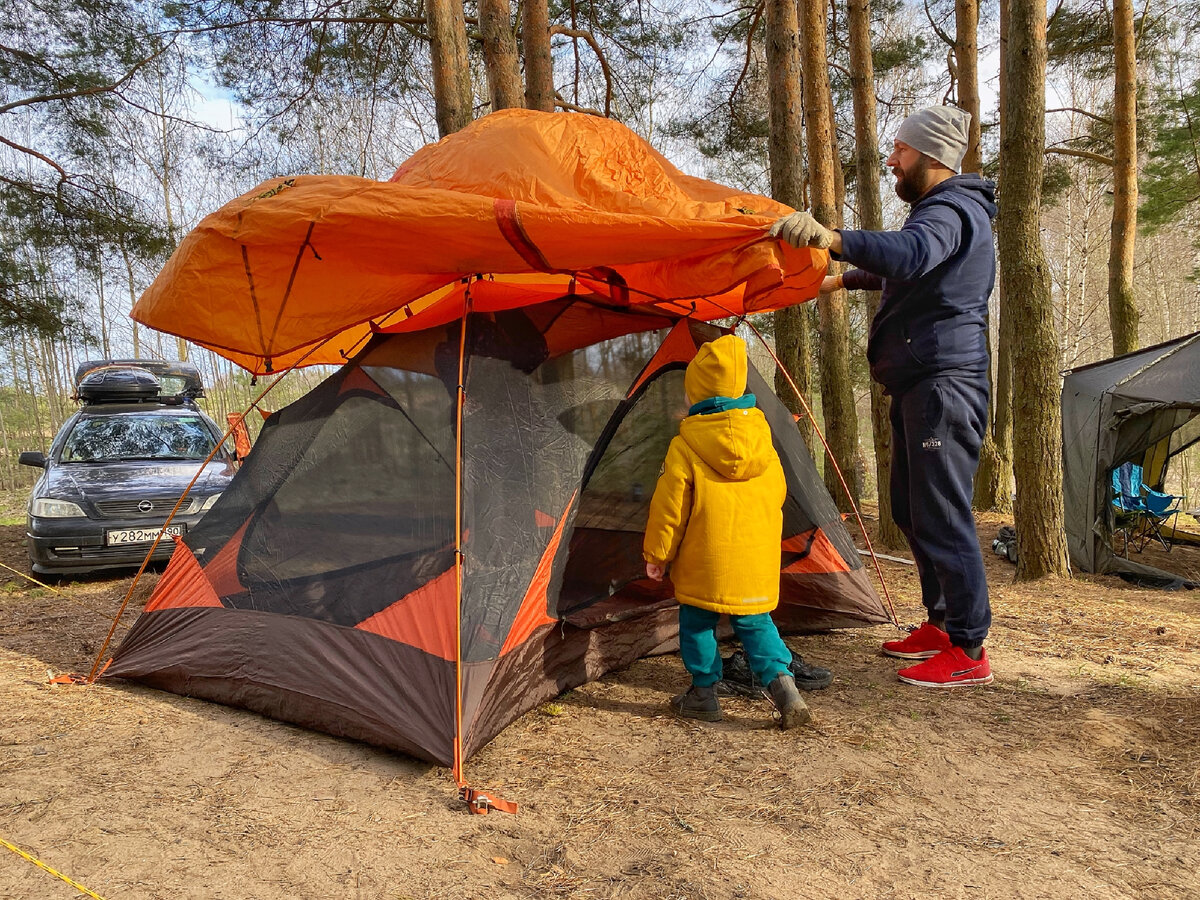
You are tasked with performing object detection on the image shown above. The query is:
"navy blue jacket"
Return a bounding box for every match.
[837,174,997,395]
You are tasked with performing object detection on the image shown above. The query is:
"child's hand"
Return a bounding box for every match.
[645,562,665,581]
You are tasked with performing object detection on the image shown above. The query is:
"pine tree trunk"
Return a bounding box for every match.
[765,0,816,452]
[954,0,1007,511]
[847,0,904,548]
[479,0,523,111]
[522,0,555,111]
[1108,0,1139,355]
[774,307,816,450]
[425,0,474,136]
[991,0,1015,512]
[798,0,860,511]
[1000,0,1070,579]
[955,0,982,173]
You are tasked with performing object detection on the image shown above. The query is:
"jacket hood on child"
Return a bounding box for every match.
[684,333,747,404]
[680,334,774,481]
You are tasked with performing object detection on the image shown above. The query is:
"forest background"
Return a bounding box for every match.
[2,0,1196,574]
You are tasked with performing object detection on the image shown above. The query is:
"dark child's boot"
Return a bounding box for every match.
[767,674,811,729]
[669,684,722,722]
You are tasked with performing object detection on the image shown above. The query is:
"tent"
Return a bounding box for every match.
[105,109,888,787]
[1062,331,1200,578]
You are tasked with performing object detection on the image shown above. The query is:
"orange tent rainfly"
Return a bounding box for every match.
[109,109,887,798]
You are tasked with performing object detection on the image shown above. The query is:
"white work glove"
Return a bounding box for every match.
[769,211,833,249]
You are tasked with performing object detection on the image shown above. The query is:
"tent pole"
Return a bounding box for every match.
[85,336,333,684]
[452,286,471,786]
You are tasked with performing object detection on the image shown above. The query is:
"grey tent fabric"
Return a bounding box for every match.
[1062,331,1200,576]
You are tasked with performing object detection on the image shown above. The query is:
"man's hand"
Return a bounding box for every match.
[768,211,834,250]
[645,562,665,582]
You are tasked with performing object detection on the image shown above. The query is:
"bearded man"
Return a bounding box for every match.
[769,106,998,688]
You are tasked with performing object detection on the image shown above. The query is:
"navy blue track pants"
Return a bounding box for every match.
[889,374,991,648]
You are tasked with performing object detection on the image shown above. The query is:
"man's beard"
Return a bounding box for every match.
[893,155,930,203]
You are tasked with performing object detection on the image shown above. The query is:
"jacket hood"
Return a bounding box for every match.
[684,334,747,405]
[921,173,997,220]
[679,407,776,480]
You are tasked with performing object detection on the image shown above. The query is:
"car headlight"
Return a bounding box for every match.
[191,493,222,514]
[30,498,87,518]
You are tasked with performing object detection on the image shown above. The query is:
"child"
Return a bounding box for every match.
[643,334,810,729]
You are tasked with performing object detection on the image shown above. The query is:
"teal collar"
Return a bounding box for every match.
[688,393,756,416]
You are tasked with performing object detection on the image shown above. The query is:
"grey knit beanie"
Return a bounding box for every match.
[895,106,971,173]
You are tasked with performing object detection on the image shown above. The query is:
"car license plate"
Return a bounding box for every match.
[106,525,185,545]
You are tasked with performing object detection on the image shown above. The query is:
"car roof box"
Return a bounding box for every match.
[76,366,162,404]
[75,359,204,400]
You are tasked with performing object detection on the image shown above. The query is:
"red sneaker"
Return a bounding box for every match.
[881,622,952,659]
[897,647,993,688]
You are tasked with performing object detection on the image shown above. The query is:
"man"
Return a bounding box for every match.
[769,105,996,688]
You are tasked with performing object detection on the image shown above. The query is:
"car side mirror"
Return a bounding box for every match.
[18,451,47,469]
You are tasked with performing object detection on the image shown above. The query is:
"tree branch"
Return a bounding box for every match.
[1045,146,1114,166]
[0,134,69,184]
[678,7,761,28]
[923,0,955,48]
[1046,106,1111,126]
[728,0,764,115]
[554,93,605,117]
[0,39,175,116]
[550,25,613,117]
[111,90,226,133]
[0,42,65,80]
[166,16,428,43]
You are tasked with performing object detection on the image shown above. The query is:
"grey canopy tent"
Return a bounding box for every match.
[1062,331,1200,578]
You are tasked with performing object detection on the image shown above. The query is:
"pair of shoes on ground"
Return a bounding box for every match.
[671,674,812,729]
[881,622,993,687]
[714,649,833,698]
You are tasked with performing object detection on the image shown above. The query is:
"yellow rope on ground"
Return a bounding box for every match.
[0,835,108,899]
[0,560,128,629]
[0,560,69,596]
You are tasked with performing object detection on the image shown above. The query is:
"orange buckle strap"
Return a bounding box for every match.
[48,658,111,685]
[47,672,89,685]
[460,786,519,816]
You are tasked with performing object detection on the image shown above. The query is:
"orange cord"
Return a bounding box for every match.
[741,316,900,627]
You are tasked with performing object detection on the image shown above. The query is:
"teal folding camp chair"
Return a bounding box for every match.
[1140,480,1184,552]
[1111,463,1145,557]
[1111,462,1184,554]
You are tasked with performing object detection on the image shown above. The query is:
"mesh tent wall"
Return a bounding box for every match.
[108,312,886,766]
[1062,331,1200,577]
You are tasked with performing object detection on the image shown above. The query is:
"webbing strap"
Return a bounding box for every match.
[461,786,519,816]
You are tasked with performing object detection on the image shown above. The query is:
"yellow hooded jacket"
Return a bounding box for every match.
[643,335,786,616]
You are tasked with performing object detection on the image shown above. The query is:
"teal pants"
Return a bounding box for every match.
[678,604,792,688]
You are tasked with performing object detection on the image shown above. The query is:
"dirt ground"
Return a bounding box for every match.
[1,513,1198,900]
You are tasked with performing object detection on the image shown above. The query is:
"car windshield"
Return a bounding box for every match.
[60,413,217,463]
